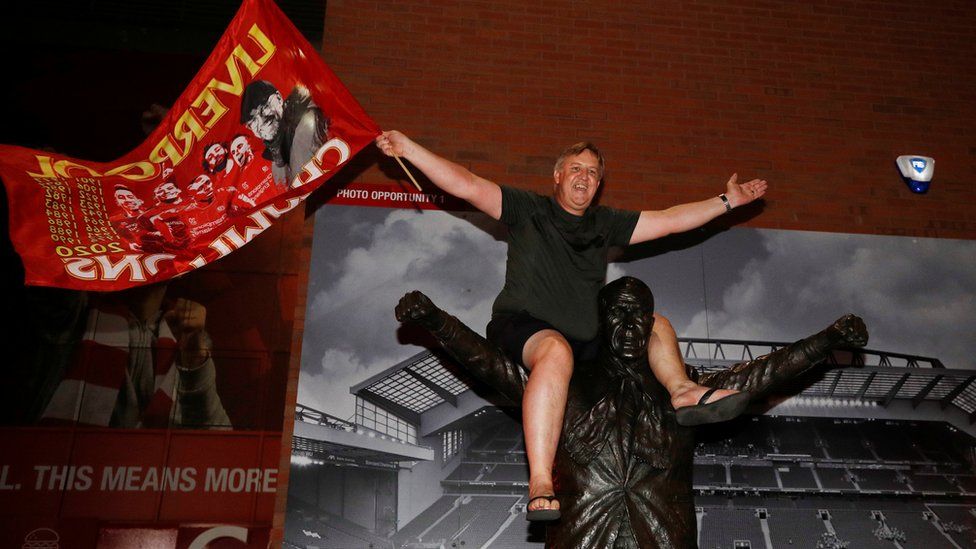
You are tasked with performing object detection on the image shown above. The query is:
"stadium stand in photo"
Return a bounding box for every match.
[286,339,976,548]
[695,463,729,487]
[777,465,819,490]
[765,508,826,549]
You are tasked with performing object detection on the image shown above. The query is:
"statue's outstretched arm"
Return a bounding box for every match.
[396,291,527,404]
[699,314,868,399]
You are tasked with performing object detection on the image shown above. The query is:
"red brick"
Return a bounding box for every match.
[272,0,976,537]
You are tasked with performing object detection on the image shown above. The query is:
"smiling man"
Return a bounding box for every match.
[376,130,767,520]
[240,80,329,188]
[202,141,235,181]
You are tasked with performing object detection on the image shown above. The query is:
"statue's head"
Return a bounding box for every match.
[598,276,655,361]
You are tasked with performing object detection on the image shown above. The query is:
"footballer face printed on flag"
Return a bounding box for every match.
[0,0,380,292]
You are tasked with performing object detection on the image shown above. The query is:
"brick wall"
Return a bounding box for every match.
[273,1,976,542]
[321,0,975,238]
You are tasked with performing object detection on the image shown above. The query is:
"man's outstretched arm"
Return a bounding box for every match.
[698,314,869,398]
[629,174,768,244]
[395,291,527,404]
[376,131,503,220]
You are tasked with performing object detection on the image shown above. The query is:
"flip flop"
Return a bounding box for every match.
[675,389,752,426]
[525,494,561,521]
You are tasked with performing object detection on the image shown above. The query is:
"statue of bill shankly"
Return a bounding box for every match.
[396,276,868,548]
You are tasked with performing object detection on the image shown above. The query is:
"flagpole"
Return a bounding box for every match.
[393,153,423,192]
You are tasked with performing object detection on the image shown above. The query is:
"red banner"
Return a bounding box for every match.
[0,0,380,290]
[0,428,280,548]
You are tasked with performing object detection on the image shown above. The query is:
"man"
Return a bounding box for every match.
[141,180,191,250]
[28,284,231,429]
[201,141,235,182]
[110,184,152,251]
[240,80,329,188]
[376,130,767,519]
[111,184,169,252]
[228,133,276,210]
[152,180,184,207]
[113,184,146,218]
[123,179,191,253]
[230,133,255,167]
[183,174,235,238]
[395,279,868,547]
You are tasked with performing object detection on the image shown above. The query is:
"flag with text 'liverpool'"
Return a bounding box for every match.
[0,0,380,290]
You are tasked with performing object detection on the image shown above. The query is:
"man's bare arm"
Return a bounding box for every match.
[629,174,768,244]
[376,131,503,220]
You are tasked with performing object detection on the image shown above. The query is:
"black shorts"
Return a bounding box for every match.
[486,311,600,366]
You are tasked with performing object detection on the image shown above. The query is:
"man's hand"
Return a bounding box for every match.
[375,130,415,159]
[395,291,441,330]
[164,298,212,367]
[828,314,869,347]
[724,173,768,209]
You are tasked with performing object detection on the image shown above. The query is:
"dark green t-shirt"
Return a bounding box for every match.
[491,186,640,341]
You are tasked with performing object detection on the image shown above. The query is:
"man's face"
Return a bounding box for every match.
[153,182,182,204]
[188,175,214,203]
[245,92,284,141]
[114,189,144,212]
[203,143,228,173]
[231,136,253,166]
[552,150,601,215]
[602,290,655,361]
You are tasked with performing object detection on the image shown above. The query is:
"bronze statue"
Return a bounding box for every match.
[396,276,868,548]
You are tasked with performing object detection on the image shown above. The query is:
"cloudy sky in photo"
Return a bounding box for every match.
[299,206,509,421]
[300,204,976,420]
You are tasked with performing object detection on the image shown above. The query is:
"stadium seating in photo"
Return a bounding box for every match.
[694,417,972,468]
[828,510,894,549]
[777,465,819,490]
[483,438,519,452]
[907,471,959,494]
[408,495,519,548]
[868,499,929,512]
[467,421,522,454]
[768,417,825,458]
[792,497,843,510]
[698,508,766,549]
[869,421,927,461]
[851,468,909,493]
[816,466,857,491]
[287,412,976,547]
[694,463,728,487]
[958,476,976,494]
[455,496,521,548]
[730,464,779,488]
[907,423,969,464]
[882,511,958,548]
[756,495,799,509]
[484,497,546,548]
[696,494,731,507]
[409,498,470,545]
[391,496,459,544]
[818,421,876,461]
[483,463,529,482]
[697,415,773,457]
[446,462,488,481]
[927,504,976,549]
[765,508,827,549]
[285,496,395,549]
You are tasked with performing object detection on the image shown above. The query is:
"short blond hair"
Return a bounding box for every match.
[554,142,605,179]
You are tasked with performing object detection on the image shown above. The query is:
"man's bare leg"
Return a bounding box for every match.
[648,314,740,411]
[521,329,573,516]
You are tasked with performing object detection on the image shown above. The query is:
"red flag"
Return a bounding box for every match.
[0,0,380,290]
